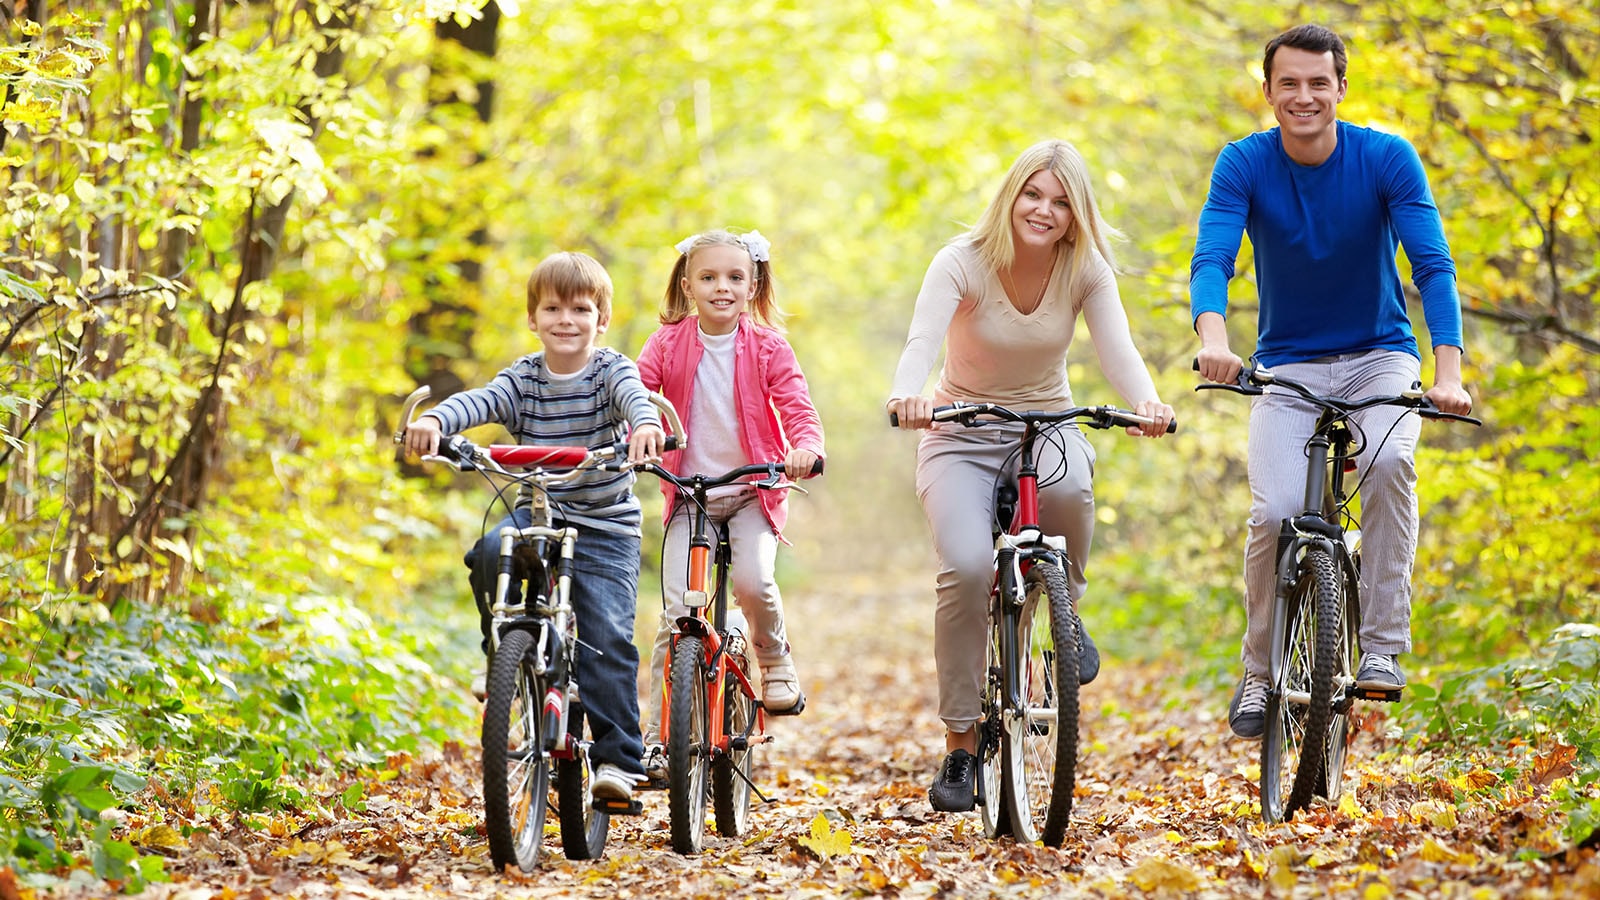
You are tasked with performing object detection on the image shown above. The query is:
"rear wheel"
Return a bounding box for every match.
[482,629,548,872]
[1001,561,1078,846]
[667,635,710,854]
[555,700,610,859]
[712,668,755,837]
[1260,548,1341,822]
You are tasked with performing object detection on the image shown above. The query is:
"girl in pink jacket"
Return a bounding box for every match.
[636,229,825,763]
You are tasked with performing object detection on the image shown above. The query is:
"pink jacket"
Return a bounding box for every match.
[636,314,825,537]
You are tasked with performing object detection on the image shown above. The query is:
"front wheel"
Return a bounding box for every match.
[978,595,1009,839]
[1319,552,1360,803]
[1260,547,1341,823]
[667,635,711,854]
[1001,561,1079,846]
[555,699,610,859]
[482,629,549,872]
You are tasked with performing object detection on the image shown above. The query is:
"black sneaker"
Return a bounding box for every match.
[928,749,977,813]
[1228,673,1269,741]
[1078,618,1100,685]
[1355,653,1406,691]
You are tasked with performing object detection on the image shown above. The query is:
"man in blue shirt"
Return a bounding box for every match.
[1190,24,1474,740]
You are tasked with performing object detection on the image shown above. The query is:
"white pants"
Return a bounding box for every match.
[1241,350,1422,677]
[645,489,787,736]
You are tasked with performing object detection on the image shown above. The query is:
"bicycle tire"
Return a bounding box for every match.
[711,668,755,837]
[482,628,549,872]
[1002,561,1079,846]
[667,635,711,854]
[1260,547,1341,822]
[555,700,610,860]
[1318,554,1360,803]
[978,597,1010,839]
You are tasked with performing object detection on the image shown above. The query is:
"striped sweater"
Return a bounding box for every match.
[422,348,662,535]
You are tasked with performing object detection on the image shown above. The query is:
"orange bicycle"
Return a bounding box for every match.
[633,459,823,854]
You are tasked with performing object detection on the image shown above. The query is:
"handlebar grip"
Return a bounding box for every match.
[809,457,825,477]
[888,412,899,428]
[1165,418,1179,435]
[664,435,681,452]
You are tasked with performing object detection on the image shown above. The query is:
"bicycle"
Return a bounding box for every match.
[1196,363,1479,823]
[394,385,683,871]
[630,458,823,854]
[893,402,1176,846]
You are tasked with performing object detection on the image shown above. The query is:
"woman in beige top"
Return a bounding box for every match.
[886,139,1175,813]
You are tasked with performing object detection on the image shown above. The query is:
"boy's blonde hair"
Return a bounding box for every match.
[527,251,614,321]
[965,139,1122,292]
[661,230,784,329]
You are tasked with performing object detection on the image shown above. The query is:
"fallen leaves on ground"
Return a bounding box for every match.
[53,577,1600,899]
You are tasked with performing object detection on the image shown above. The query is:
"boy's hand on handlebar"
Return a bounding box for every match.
[628,423,666,465]
[887,395,934,430]
[404,416,442,459]
[1131,400,1176,438]
[1425,381,1473,417]
[784,448,819,482]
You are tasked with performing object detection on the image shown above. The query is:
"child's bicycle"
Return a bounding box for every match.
[630,458,823,854]
[395,386,683,871]
[1196,363,1479,822]
[894,402,1175,845]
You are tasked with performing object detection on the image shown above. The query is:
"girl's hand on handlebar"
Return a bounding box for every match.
[404,415,442,458]
[784,448,819,482]
[887,395,934,430]
[628,424,666,465]
[1131,400,1176,438]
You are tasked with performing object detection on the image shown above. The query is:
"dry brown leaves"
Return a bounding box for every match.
[58,577,1600,899]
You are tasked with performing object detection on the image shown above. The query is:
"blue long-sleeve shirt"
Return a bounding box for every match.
[1189,121,1463,367]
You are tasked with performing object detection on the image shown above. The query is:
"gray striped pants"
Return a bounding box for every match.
[1241,349,1422,678]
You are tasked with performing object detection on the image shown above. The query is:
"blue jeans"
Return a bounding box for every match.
[467,511,646,777]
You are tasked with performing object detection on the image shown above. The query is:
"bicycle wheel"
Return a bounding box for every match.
[555,699,610,860]
[712,668,755,837]
[1001,561,1079,846]
[667,635,711,854]
[482,628,549,872]
[1260,547,1341,822]
[978,596,1009,839]
[1319,554,1360,803]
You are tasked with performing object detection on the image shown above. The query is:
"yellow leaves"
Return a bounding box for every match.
[1266,845,1304,892]
[1418,838,1477,866]
[271,838,374,871]
[1531,743,1578,787]
[796,813,852,860]
[1127,857,1203,892]
[128,824,187,853]
[1408,799,1459,830]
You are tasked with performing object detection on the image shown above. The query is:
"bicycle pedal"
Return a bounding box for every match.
[638,775,669,792]
[1353,686,1403,702]
[761,694,806,717]
[592,798,645,815]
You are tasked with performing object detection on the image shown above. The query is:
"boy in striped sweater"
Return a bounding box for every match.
[404,251,665,802]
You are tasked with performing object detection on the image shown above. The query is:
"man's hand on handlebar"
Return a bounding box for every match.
[1425,382,1473,417]
[628,423,666,465]
[404,415,442,459]
[1194,344,1245,386]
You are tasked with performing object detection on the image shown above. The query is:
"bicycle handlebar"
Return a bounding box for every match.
[1192,360,1482,426]
[889,402,1178,434]
[635,457,825,494]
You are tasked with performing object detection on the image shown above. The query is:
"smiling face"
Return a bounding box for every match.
[1009,169,1076,255]
[680,242,755,335]
[1264,45,1346,164]
[528,290,606,373]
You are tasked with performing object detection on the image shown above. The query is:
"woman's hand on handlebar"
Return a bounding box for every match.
[887,395,934,430]
[404,415,442,459]
[1130,400,1177,438]
[628,423,666,465]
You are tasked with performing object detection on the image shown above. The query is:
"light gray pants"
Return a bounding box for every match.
[1242,350,1422,678]
[916,422,1096,731]
[645,490,785,737]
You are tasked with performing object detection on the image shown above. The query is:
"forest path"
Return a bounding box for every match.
[128,576,1596,899]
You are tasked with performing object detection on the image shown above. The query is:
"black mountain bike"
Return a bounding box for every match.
[1197,364,1479,822]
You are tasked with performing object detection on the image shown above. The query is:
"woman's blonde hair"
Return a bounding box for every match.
[965,139,1122,291]
[661,230,785,329]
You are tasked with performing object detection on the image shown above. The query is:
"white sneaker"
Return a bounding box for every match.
[592,763,641,802]
[761,656,804,714]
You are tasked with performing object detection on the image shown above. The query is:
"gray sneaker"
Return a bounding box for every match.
[1228,674,1269,741]
[1355,653,1406,691]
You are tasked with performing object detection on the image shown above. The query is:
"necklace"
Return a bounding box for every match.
[1001,249,1055,315]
